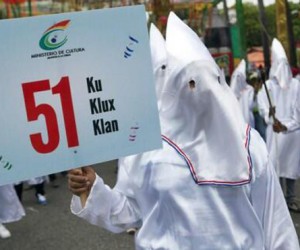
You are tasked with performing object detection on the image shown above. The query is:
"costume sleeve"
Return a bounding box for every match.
[282,109,300,132]
[250,160,299,249]
[282,87,300,132]
[70,163,141,233]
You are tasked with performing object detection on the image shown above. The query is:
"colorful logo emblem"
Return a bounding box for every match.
[39,20,70,51]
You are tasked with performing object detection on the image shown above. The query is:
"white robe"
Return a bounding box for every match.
[257,78,300,179]
[71,128,299,250]
[237,85,255,128]
[0,184,25,223]
[282,79,300,131]
[229,59,255,128]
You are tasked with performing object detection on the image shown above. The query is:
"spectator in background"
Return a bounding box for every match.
[14,176,47,205]
[49,173,59,188]
[249,72,267,141]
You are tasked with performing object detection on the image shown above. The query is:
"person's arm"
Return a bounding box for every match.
[281,93,300,133]
[273,85,300,133]
[69,164,141,233]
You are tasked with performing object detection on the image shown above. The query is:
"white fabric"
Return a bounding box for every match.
[257,77,300,179]
[238,87,255,127]
[161,12,250,184]
[0,184,25,223]
[149,23,168,111]
[230,59,247,98]
[71,13,299,249]
[269,39,292,89]
[283,82,300,132]
[71,128,299,249]
[165,12,217,69]
[230,59,255,127]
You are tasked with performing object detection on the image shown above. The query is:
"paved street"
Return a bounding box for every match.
[0,160,135,250]
[1,160,300,250]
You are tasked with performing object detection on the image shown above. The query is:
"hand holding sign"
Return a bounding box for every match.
[68,166,96,207]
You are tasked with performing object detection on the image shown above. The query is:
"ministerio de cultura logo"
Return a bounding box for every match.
[39,19,70,51]
[31,19,85,60]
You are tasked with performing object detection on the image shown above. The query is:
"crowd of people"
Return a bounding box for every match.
[68,12,300,249]
[1,9,300,250]
[231,38,300,213]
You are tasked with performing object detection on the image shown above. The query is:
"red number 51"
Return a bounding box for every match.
[22,76,79,154]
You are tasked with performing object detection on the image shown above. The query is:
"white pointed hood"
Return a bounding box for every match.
[160,12,252,185]
[230,59,247,99]
[166,12,217,68]
[269,38,292,89]
[149,23,168,110]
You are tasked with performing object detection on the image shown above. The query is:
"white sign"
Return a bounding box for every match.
[0,5,162,185]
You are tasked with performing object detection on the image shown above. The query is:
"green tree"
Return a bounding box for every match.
[242,2,299,48]
[290,2,300,44]
[264,4,276,41]
[243,3,261,47]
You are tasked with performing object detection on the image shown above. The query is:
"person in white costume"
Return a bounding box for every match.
[0,184,25,239]
[257,38,300,212]
[230,59,255,128]
[68,14,299,249]
[124,22,169,236]
[273,85,300,134]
